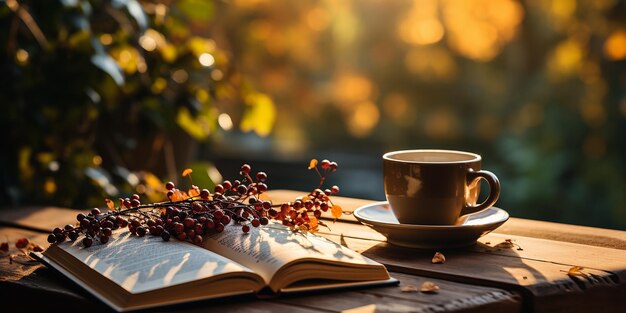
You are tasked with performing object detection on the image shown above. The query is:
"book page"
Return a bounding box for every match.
[203,222,381,284]
[51,230,256,294]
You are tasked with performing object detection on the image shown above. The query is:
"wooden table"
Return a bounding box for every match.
[1,190,625,312]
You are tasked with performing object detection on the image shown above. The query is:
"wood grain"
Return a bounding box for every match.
[277,272,520,313]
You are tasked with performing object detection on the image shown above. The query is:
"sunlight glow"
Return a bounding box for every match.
[604,31,626,61]
[16,49,29,64]
[199,53,215,67]
[348,101,379,138]
[172,69,189,84]
[218,113,233,130]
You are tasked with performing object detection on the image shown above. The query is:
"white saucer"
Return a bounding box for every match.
[353,202,509,249]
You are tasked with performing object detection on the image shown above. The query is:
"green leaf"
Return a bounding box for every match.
[185,162,219,193]
[177,0,214,22]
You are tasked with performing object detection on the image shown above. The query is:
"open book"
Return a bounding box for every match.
[35,222,395,312]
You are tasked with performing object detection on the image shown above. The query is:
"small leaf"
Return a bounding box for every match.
[105,199,115,211]
[308,159,318,170]
[331,204,343,219]
[432,252,446,264]
[567,266,588,278]
[400,285,419,292]
[188,185,200,197]
[308,216,319,230]
[170,189,185,201]
[420,281,440,293]
[182,168,193,177]
[240,93,276,137]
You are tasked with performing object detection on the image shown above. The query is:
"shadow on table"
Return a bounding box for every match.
[360,241,550,312]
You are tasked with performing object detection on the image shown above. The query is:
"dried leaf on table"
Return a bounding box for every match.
[432,251,446,264]
[566,266,589,278]
[420,281,440,293]
[400,285,419,292]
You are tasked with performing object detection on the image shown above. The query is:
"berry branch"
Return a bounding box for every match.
[47,159,341,247]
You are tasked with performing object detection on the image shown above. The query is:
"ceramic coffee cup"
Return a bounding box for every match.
[383,149,500,225]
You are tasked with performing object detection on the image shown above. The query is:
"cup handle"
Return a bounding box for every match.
[461,169,501,216]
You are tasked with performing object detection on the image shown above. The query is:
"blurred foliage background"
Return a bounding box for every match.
[2,0,626,230]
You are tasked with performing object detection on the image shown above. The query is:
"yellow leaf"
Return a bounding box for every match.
[182,168,193,177]
[105,199,115,211]
[308,159,318,170]
[567,266,588,278]
[331,204,343,219]
[176,106,215,141]
[187,36,216,57]
[240,93,276,137]
[308,216,319,230]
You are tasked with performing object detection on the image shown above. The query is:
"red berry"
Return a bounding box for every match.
[68,231,78,241]
[15,238,29,249]
[200,189,210,199]
[136,226,147,237]
[205,220,215,229]
[131,199,140,207]
[214,184,224,194]
[251,219,260,227]
[320,159,331,169]
[215,223,224,233]
[259,217,269,225]
[237,185,248,195]
[47,234,57,244]
[165,181,175,190]
[330,162,338,171]
[77,213,86,221]
[242,225,250,233]
[240,164,251,174]
[82,236,93,247]
[100,236,110,244]
[331,185,340,194]
[91,208,101,215]
[221,215,231,225]
[256,172,267,181]
[194,235,203,245]
[131,194,140,201]
[222,180,232,190]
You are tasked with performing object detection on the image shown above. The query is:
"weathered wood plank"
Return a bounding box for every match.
[277,272,521,313]
[315,232,624,313]
[267,190,626,250]
[0,206,87,233]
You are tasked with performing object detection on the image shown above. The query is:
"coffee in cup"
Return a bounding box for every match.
[383,149,500,225]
